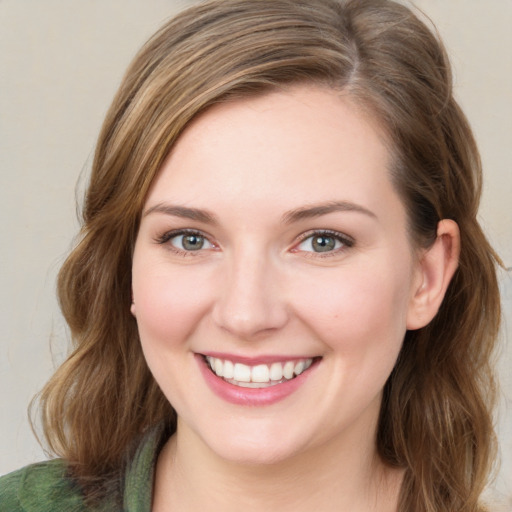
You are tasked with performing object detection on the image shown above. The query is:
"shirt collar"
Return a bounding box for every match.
[122,424,166,512]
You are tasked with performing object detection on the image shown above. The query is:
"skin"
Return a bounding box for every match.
[131,85,459,511]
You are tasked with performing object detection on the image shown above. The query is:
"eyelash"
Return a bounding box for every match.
[293,229,354,258]
[154,228,354,257]
[155,229,216,256]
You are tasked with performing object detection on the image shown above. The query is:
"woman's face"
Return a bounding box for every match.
[131,85,424,465]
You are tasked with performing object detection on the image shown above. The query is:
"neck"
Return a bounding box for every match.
[152,417,403,512]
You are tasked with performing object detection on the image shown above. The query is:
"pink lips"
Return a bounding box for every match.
[195,353,318,406]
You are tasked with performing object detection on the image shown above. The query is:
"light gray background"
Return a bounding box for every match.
[1,0,510,508]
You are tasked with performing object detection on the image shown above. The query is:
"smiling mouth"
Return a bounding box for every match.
[204,355,317,389]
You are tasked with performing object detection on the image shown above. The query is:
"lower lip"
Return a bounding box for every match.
[196,355,318,406]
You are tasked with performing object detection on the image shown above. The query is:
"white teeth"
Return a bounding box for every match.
[236,381,278,388]
[233,363,251,382]
[270,362,283,381]
[283,361,295,379]
[294,361,305,375]
[251,364,270,383]
[214,358,223,377]
[223,359,234,379]
[205,356,315,387]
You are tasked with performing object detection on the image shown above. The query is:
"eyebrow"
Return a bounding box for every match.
[143,200,376,225]
[143,203,218,224]
[282,201,377,224]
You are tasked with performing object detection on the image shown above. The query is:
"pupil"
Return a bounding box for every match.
[312,236,335,252]
[183,234,204,250]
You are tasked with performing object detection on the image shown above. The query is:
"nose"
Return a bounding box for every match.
[211,248,289,340]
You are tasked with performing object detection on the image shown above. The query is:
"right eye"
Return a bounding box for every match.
[157,230,215,253]
[171,233,212,251]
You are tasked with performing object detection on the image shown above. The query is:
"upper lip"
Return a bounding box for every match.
[199,351,320,365]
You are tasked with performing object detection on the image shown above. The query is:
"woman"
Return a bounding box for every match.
[0,0,501,510]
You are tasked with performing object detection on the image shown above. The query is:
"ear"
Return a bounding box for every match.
[130,290,136,317]
[406,219,460,330]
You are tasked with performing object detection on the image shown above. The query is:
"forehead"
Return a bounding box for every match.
[145,85,401,225]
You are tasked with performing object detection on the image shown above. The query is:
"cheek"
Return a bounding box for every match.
[132,262,216,347]
[289,260,412,352]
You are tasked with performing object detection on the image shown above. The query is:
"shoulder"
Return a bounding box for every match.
[0,425,166,512]
[0,459,87,512]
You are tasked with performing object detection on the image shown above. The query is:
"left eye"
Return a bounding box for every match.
[169,233,214,251]
[297,233,345,253]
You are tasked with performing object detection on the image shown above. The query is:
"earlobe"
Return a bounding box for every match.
[406,219,460,330]
[130,291,136,317]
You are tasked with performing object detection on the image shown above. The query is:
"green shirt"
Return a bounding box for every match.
[0,427,162,512]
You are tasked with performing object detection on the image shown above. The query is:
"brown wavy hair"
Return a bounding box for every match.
[33,0,501,510]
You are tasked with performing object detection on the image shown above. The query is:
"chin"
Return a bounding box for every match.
[195,421,312,467]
